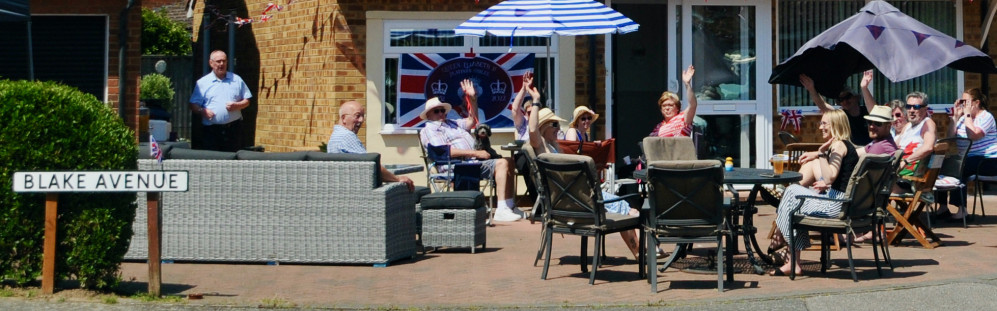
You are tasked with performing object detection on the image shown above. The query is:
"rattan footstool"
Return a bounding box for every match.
[420,191,487,253]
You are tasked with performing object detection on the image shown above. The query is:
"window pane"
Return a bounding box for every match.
[479,35,548,47]
[698,114,756,166]
[389,28,463,47]
[692,6,756,101]
[778,0,957,107]
[384,58,398,125]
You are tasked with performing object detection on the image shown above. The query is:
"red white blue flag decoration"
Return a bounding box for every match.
[149,134,164,164]
[780,109,803,133]
[397,53,535,128]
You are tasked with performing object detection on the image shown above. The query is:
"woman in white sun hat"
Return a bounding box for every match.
[565,106,599,142]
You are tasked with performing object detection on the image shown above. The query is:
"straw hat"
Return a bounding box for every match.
[863,105,895,123]
[569,106,600,128]
[537,108,566,128]
[420,97,452,120]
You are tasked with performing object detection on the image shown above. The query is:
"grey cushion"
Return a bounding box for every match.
[306,151,377,162]
[642,136,697,161]
[168,148,237,160]
[420,191,485,210]
[413,186,431,204]
[305,151,382,188]
[236,150,309,161]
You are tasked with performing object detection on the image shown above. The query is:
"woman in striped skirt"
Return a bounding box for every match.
[770,109,859,276]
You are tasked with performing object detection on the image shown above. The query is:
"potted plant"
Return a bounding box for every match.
[140,73,175,121]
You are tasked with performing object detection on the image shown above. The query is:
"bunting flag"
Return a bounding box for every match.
[203,0,295,29]
[149,134,164,164]
[780,109,804,133]
[396,52,535,128]
[779,109,803,133]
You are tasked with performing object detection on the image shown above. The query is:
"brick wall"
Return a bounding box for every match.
[31,0,144,142]
[190,0,537,151]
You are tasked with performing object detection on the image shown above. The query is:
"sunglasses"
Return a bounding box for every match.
[579,116,592,121]
[866,121,886,127]
[432,108,447,114]
[549,122,559,128]
[838,94,853,101]
[893,113,904,118]
[905,104,927,110]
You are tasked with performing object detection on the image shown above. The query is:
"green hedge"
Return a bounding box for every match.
[142,8,192,56]
[0,79,138,289]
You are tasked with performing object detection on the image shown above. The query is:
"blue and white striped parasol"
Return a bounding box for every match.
[455,0,638,110]
[454,0,639,37]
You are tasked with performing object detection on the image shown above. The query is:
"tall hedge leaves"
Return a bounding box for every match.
[0,79,137,289]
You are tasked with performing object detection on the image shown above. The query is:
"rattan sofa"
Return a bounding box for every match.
[124,146,416,266]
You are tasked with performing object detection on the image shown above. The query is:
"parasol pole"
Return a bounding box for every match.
[546,37,553,110]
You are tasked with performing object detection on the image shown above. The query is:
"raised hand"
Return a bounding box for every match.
[461,79,476,99]
[522,71,534,90]
[860,70,873,89]
[953,98,966,119]
[799,74,815,91]
[682,65,695,86]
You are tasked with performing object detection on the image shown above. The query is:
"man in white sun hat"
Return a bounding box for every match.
[860,104,899,156]
[419,79,522,221]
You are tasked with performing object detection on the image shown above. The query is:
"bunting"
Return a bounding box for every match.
[780,109,803,133]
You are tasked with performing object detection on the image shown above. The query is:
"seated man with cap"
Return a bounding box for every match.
[419,79,523,222]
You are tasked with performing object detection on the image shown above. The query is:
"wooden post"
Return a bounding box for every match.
[42,193,58,294]
[147,192,162,297]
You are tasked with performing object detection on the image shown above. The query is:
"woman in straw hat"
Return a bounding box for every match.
[565,106,599,142]
[525,80,646,259]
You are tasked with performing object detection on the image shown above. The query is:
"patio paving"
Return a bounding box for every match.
[112,187,997,309]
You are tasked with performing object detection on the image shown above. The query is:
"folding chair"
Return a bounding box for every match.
[885,142,948,248]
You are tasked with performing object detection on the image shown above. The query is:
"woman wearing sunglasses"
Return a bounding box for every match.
[565,106,599,142]
[525,82,647,260]
[887,99,908,137]
[936,88,997,220]
[649,65,698,138]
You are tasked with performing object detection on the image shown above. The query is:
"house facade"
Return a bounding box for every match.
[189,0,994,186]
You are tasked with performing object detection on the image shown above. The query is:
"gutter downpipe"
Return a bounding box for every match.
[118,0,136,120]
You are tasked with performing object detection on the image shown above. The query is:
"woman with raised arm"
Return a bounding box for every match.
[649,65,698,137]
[526,79,647,259]
[936,88,997,220]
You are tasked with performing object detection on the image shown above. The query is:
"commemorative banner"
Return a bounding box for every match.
[397,52,535,129]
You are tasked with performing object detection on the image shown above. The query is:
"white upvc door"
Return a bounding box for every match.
[668,0,773,168]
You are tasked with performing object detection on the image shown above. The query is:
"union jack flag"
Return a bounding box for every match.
[149,134,163,164]
[780,109,803,133]
[397,52,535,128]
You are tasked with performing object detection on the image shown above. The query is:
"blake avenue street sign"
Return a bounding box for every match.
[13,171,188,192]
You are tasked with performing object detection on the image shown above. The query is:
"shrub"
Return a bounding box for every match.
[139,73,175,110]
[141,8,192,56]
[0,79,138,289]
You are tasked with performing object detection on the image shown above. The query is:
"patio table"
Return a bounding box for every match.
[635,167,801,278]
